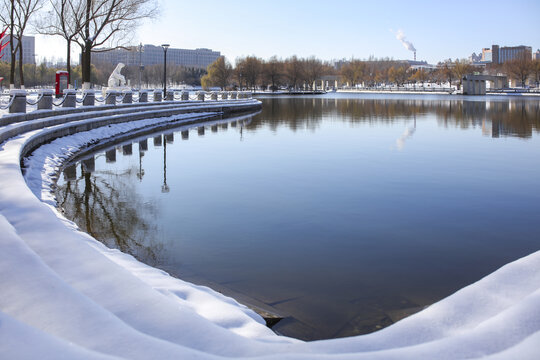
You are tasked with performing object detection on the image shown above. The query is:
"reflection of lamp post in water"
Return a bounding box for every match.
[137,139,147,181]
[137,151,145,181]
[161,135,169,193]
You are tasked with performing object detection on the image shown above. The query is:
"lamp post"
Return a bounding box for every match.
[138,43,144,90]
[161,44,170,98]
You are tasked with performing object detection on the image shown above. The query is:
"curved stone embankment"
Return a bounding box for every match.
[1,99,540,359]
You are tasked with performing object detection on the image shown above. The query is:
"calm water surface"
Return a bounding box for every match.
[55,94,540,340]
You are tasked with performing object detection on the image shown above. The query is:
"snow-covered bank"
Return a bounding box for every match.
[1,102,540,359]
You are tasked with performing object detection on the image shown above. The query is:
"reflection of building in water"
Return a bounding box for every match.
[122,144,133,156]
[462,101,487,128]
[482,119,492,137]
[64,164,77,181]
[81,156,95,173]
[106,149,116,163]
[139,139,148,152]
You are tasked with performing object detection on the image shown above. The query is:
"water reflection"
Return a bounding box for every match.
[253,96,540,138]
[57,116,253,266]
[57,155,163,264]
[55,97,540,341]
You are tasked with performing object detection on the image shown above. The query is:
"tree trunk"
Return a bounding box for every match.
[82,0,92,87]
[18,40,24,88]
[9,0,15,87]
[66,39,71,87]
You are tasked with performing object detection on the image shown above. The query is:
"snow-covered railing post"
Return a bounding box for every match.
[63,89,77,108]
[181,91,189,101]
[122,91,133,104]
[153,90,162,102]
[9,90,26,113]
[230,91,237,99]
[210,92,218,101]
[105,90,118,105]
[166,90,174,101]
[82,90,95,106]
[139,90,149,103]
[197,91,205,101]
[37,89,53,110]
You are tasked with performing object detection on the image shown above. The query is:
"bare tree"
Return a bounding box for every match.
[235,56,261,90]
[74,0,158,88]
[453,59,477,90]
[505,53,533,87]
[38,0,85,86]
[284,55,303,90]
[532,59,540,88]
[262,56,282,91]
[0,0,44,88]
[303,56,324,90]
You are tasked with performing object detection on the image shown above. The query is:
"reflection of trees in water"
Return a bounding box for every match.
[252,97,540,138]
[57,160,163,266]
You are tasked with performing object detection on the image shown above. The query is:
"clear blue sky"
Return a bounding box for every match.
[37,0,540,65]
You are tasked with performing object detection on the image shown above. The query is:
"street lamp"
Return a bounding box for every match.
[138,43,144,90]
[161,44,170,98]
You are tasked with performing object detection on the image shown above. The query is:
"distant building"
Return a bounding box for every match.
[481,48,492,62]
[490,45,532,64]
[1,36,35,64]
[92,45,221,69]
[491,45,499,64]
[534,50,540,60]
[469,52,482,63]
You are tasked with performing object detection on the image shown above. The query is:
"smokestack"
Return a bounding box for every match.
[396,30,417,59]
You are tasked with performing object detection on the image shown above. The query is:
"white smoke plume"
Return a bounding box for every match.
[396,29,416,52]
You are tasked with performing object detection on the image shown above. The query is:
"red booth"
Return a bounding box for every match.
[55,71,69,97]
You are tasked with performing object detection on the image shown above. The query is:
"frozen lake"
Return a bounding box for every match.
[55,94,540,340]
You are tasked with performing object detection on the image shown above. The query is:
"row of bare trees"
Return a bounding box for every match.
[0,0,157,88]
[497,54,540,87]
[203,53,540,91]
[0,59,208,88]
[0,0,43,87]
[202,55,336,91]
[339,59,482,89]
[201,56,481,91]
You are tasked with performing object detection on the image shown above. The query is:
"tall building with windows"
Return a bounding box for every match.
[92,45,221,69]
[1,36,35,64]
[491,45,532,64]
[481,48,492,62]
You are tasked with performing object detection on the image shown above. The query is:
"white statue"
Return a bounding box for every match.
[108,63,127,88]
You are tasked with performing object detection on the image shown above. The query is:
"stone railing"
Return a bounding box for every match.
[0,89,253,115]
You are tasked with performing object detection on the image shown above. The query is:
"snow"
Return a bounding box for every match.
[1,102,540,359]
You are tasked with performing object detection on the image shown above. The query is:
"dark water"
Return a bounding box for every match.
[55,94,540,340]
